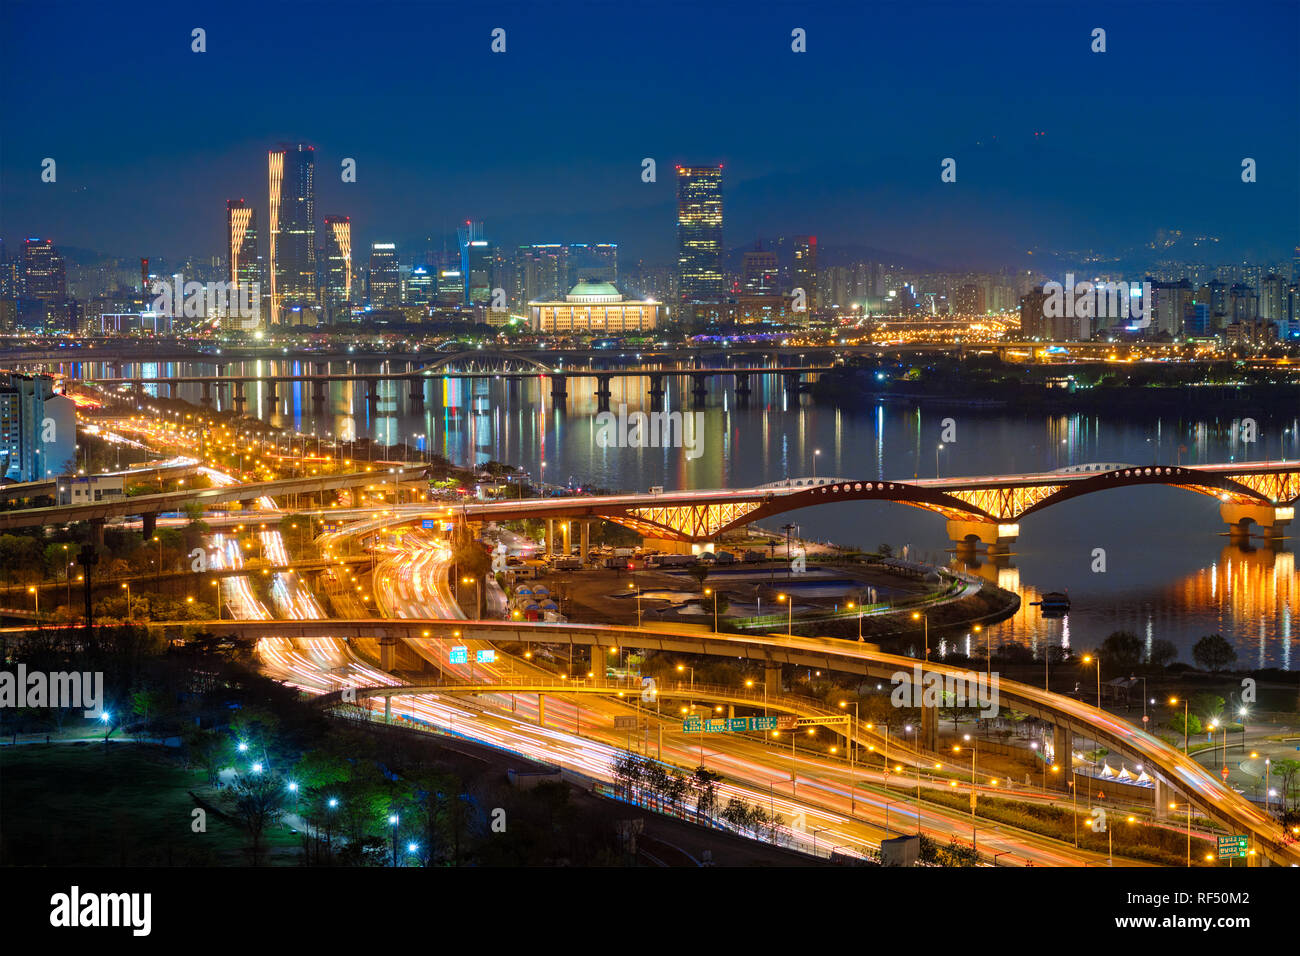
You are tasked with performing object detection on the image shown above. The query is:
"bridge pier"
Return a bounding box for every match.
[408,382,425,413]
[550,375,567,403]
[921,696,938,751]
[1052,723,1073,791]
[595,374,612,412]
[782,372,801,401]
[379,637,397,672]
[580,520,591,565]
[648,374,665,410]
[735,373,752,403]
[200,381,213,406]
[764,664,781,697]
[1153,776,1171,819]
[141,512,157,538]
[232,384,246,410]
[365,379,379,409]
[88,518,105,548]
[264,381,278,410]
[946,519,1018,556]
[545,519,556,555]
[690,373,708,408]
[1220,501,1291,543]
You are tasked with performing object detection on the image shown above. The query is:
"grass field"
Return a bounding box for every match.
[0,742,301,866]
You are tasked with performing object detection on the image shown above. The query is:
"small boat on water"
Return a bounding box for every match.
[1031,590,1071,615]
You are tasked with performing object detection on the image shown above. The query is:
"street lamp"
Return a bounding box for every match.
[1169,696,1189,751]
[1169,801,1192,866]
[936,443,943,478]
[120,582,132,623]
[905,723,921,834]
[212,579,223,621]
[27,585,38,618]
[974,623,986,677]
[847,600,863,641]
[703,587,719,632]
[955,735,977,855]
[777,593,792,637]
[675,663,694,689]
[1082,653,1101,710]
[839,699,859,815]
[627,582,642,626]
[911,610,929,661]
[812,448,821,479]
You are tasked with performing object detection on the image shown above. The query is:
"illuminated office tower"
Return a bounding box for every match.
[676,165,724,302]
[267,144,318,324]
[368,243,400,307]
[458,222,494,305]
[516,244,567,305]
[21,238,66,301]
[792,235,817,310]
[405,265,433,305]
[226,199,260,294]
[741,246,777,293]
[322,216,353,321]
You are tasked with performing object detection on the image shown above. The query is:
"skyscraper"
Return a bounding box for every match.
[742,246,778,294]
[793,235,817,311]
[458,222,493,306]
[367,242,400,307]
[676,165,723,303]
[268,144,318,324]
[22,238,66,301]
[323,216,353,321]
[226,199,260,297]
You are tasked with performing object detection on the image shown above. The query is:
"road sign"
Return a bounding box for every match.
[681,715,776,734]
[1221,765,1230,781]
[614,716,637,730]
[421,519,436,529]
[449,646,468,664]
[476,649,496,663]
[776,716,798,730]
[1217,835,1248,859]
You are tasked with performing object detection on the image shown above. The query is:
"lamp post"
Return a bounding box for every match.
[27,586,38,618]
[955,735,977,854]
[975,623,987,678]
[778,593,792,637]
[1170,696,1189,751]
[812,449,821,479]
[212,579,222,621]
[911,610,929,661]
[840,700,858,815]
[704,587,719,632]
[1169,801,1192,866]
[120,582,132,623]
[1082,653,1101,710]
[676,663,694,690]
[905,723,921,834]
[936,443,943,478]
[627,582,642,626]
[847,600,864,641]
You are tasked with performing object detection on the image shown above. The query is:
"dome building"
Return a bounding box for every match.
[528,280,660,334]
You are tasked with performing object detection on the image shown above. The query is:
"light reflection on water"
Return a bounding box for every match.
[56,356,1300,667]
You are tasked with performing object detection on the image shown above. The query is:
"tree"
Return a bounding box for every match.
[1272,760,1300,811]
[1100,631,1143,671]
[691,767,721,824]
[1192,634,1237,673]
[1147,639,1178,670]
[687,564,710,590]
[227,771,287,865]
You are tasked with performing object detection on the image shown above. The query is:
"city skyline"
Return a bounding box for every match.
[2,0,1297,270]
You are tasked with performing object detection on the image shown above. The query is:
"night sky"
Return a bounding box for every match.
[3,0,1297,268]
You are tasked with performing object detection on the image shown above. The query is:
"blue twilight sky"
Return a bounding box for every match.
[2,0,1297,270]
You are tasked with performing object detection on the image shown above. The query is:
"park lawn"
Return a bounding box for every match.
[0,742,301,866]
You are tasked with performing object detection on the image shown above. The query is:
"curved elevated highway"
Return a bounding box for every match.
[159,616,1300,865]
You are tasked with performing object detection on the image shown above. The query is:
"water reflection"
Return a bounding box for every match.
[50,355,1300,665]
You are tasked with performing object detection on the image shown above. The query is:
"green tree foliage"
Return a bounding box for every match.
[1192,634,1237,673]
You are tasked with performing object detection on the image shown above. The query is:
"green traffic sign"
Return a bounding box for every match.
[1216,835,1248,859]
